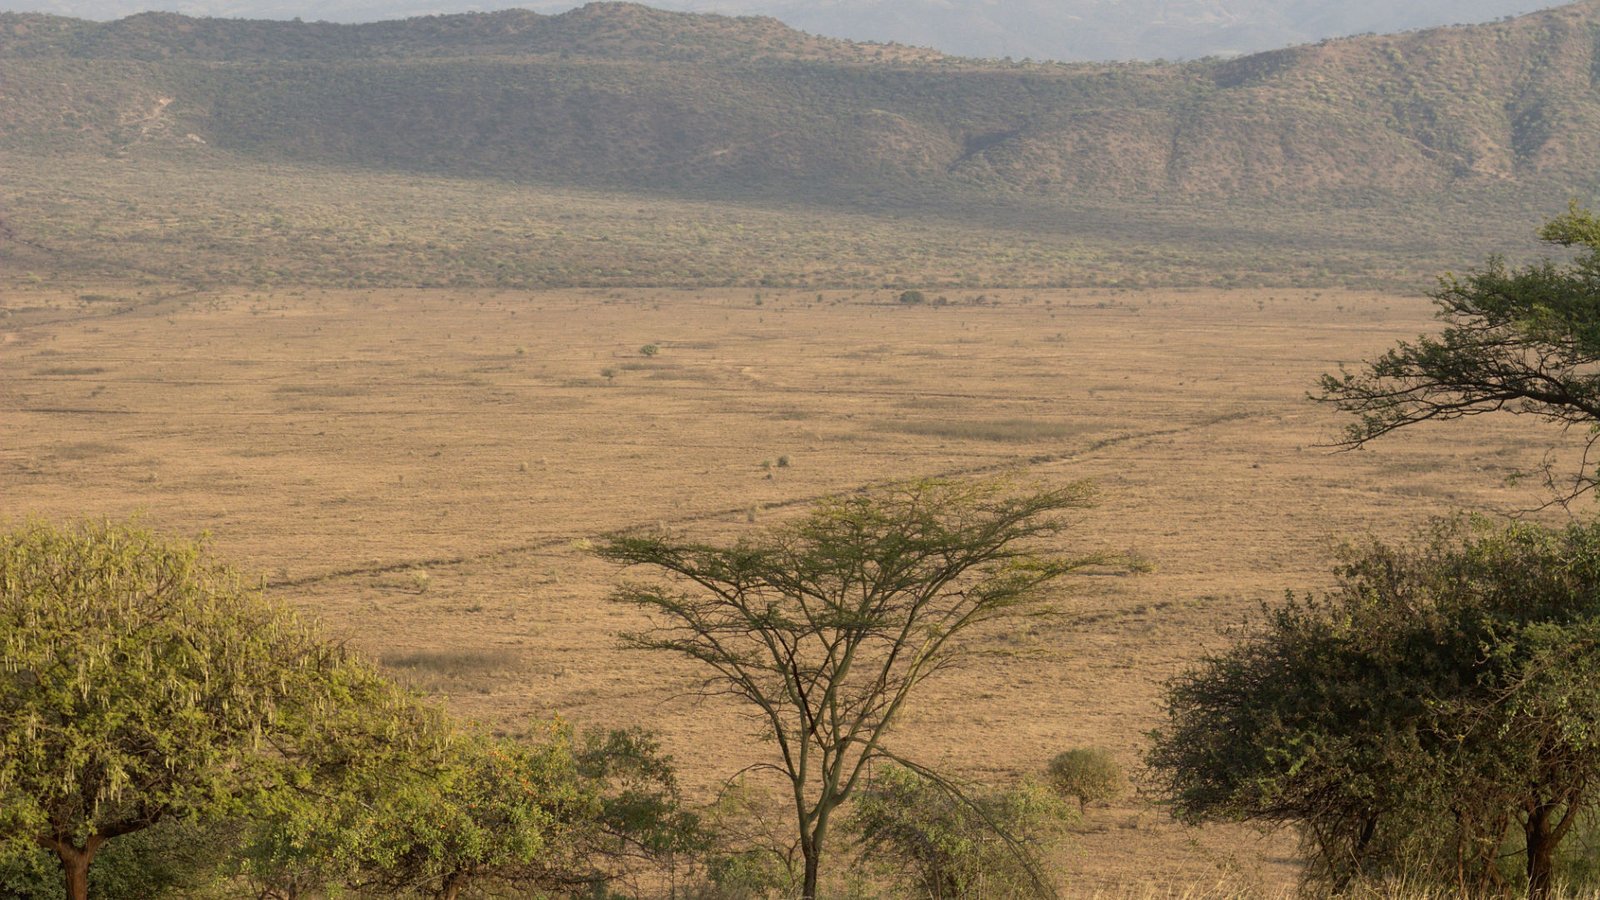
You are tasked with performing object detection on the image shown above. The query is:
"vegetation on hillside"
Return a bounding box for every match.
[3,2,1599,290]
[7,2,1600,198]
[0,149,1556,292]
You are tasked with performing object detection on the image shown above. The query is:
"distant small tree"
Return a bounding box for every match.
[0,519,353,900]
[898,290,927,305]
[597,478,1105,899]
[1319,204,1600,499]
[640,343,660,357]
[1045,749,1124,814]
[1148,517,1600,897]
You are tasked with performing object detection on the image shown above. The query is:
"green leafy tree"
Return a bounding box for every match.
[246,711,699,900]
[0,519,353,900]
[1044,749,1123,814]
[245,693,560,900]
[0,818,237,900]
[352,729,590,900]
[1147,517,1600,897]
[597,478,1104,899]
[845,765,1071,899]
[572,727,705,892]
[1319,203,1600,498]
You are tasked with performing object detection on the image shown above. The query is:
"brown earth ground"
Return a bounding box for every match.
[0,285,1572,895]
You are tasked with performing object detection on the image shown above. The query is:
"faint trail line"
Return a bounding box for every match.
[0,289,208,339]
[267,411,1253,591]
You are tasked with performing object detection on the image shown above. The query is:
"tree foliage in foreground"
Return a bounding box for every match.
[0,818,238,900]
[244,701,586,900]
[1320,204,1600,498]
[0,519,355,900]
[243,686,700,899]
[1147,517,1600,897]
[0,518,698,900]
[597,478,1104,900]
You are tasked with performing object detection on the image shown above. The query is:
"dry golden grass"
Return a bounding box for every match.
[0,284,1573,894]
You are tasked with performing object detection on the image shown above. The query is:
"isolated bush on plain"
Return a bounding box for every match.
[1046,749,1124,813]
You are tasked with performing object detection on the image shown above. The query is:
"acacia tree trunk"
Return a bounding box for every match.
[800,834,820,900]
[1526,805,1557,900]
[42,835,105,900]
[1329,814,1379,894]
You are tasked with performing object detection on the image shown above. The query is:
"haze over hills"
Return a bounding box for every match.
[0,0,1564,62]
[6,1,1600,201]
[3,0,1599,289]
[683,0,1565,62]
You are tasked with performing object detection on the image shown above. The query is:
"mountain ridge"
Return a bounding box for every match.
[0,0,1566,62]
[4,2,1600,217]
[0,3,947,62]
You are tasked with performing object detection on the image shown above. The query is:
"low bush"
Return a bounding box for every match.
[1046,748,1125,813]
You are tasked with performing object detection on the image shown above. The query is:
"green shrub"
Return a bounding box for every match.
[1045,748,1124,812]
[1146,517,1600,895]
[695,779,796,899]
[845,765,1071,899]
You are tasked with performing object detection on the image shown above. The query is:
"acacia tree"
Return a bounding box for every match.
[597,478,1103,899]
[1319,204,1600,497]
[1147,517,1600,897]
[0,519,354,900]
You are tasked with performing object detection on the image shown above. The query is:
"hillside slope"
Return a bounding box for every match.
[4,1,1600,204]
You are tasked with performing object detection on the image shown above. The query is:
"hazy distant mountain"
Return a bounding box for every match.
[660,0,1565,61]
[0,0,1565,61]
[7,0,1600,206]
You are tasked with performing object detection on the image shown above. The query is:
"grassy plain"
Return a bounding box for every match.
[0,151,1551,293]
[0,283,1570,894]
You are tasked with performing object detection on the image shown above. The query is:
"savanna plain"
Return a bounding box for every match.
[0,280,1560,893]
